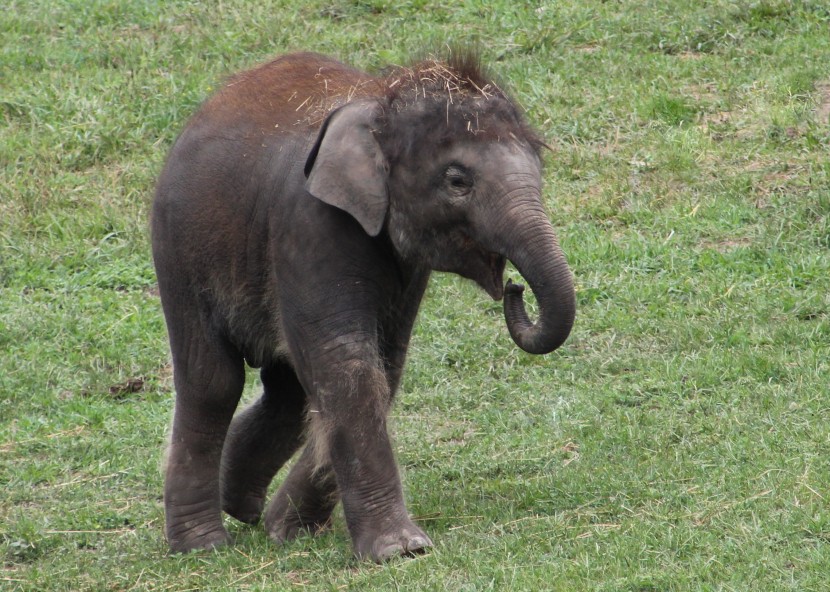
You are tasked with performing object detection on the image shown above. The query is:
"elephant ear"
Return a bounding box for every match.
[304,100,388,237]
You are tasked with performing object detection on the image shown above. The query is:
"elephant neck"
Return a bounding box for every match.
[376,227,431,291]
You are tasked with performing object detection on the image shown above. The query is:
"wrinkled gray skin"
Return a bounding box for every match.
[152,52,575,562]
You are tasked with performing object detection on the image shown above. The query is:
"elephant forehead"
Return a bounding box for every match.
[385,94,539,149]
[447,140,541,174]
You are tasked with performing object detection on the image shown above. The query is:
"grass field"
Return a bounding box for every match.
[2,0,830,589]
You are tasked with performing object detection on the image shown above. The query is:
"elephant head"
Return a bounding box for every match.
[305,58,575,355]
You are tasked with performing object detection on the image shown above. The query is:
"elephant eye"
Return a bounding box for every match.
[444,165,473,194]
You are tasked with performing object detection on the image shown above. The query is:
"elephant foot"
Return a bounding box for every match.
[264,492,336,544]
[220,458,269,525]
[222,491,265,525]
[265,512,333,544]
[167,521,231,554]
[354,520,433,563]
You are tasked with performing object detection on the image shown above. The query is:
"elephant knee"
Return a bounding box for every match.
[306,359,391,467]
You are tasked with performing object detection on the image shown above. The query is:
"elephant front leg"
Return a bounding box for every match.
[316,360,432,562]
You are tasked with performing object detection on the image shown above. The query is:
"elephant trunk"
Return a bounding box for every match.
[495,202,576,355]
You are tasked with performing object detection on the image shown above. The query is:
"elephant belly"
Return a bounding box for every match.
[220,292,289,369]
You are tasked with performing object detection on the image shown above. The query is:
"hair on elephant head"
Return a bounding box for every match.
[152,49,575,563]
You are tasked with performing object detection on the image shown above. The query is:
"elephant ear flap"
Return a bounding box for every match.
[304,100,389,237]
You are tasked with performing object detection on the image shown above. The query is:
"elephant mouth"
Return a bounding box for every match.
[465,238,505,301]
[482,252,506,301]
[438,233,505,301]
[462,233,505,300]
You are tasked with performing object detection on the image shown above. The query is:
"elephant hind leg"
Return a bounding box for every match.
[165,336,245,553]
[264,441,339,544]
[220,362,307,524]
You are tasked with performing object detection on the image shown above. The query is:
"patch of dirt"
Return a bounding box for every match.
[755,163,810,197]
[699,237,753,252]
[678,51,706,60]
[157,363,174,389]
[688,82,720,102]
[699,109,735,140]
[700,110,733,128]
[108,377,146,399]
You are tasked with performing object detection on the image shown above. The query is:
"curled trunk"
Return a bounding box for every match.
[498,212,576,355]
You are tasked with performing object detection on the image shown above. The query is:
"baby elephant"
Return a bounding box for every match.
[152,51,575,562]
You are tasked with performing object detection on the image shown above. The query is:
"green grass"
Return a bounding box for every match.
[2,0,830,589]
